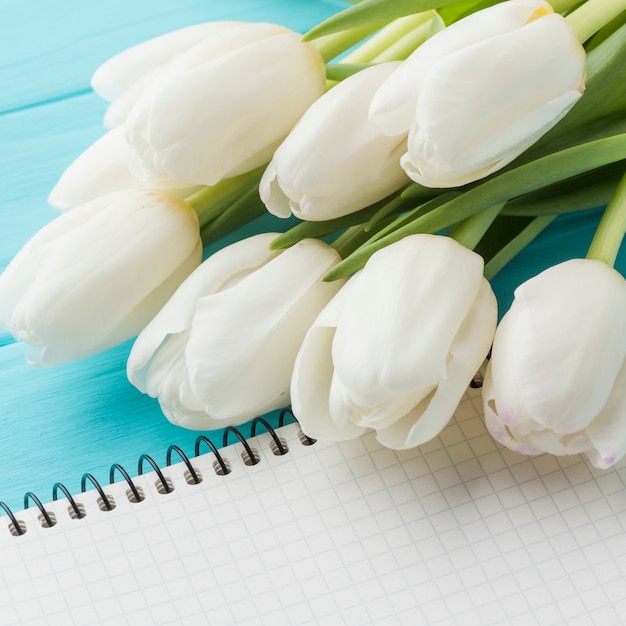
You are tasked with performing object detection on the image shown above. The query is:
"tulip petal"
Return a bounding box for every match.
[47,128,137,210]
[374,278,497,448]
[585,361,626,468]
[505,260,626,433]
[332,235,483,397]
[369,0,553,136]
[259,163,292,218]
[485,303,529,430]
[483,362,545,456]
[0,193,115,331]
[291,282,367,441]
[183,240,343,423]
[91,21,243,101]
[127,232,280,390]
[101,23,284,128]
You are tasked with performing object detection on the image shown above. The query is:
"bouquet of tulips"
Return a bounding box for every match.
[0,0,625,469]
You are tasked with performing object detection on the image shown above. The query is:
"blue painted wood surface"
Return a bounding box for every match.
[0,0,624,512]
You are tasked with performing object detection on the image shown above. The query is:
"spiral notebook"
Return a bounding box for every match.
[1,386,625,626]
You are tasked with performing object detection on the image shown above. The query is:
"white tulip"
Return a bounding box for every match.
[92,22,241,128]
[369,0,586,188]
[47,128,200,211]
[483,259,626,469]
[260,62,410,221]
[127,233,345,429]
[0,191,202,366]
[291,234,497,448]
[111,22,326,188]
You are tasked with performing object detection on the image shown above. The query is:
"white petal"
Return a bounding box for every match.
[259,162,292,218]
[505,260,626,433]
[483,362,544,456]
[103,71,162,129]
[185,240,343,422]
[48,128,138,210]
[369,0,553,136]
[332,234,484,397]
[291,283,367,441]
[586,360,626,468]
[91,21,244,100]
[375,278,497,448]
[0,193,117,330]
[127,232,280,389]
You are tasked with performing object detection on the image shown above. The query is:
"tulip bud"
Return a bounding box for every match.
[127,233,345,429]
[0,191,202,366]
[103,22,326,188]
[47,128,200,211]
[369,0,586,188]
[291,234,497,448]
[260,62,410,221]
[483,259,626,469]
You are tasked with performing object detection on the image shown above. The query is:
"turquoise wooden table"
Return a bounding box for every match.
[0,0,624,513]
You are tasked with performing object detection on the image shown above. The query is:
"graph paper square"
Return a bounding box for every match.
[0,388,625,625]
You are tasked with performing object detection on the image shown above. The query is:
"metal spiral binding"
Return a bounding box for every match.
[52,483,86,520]
[81,473,116,511]
[0,412,314,536]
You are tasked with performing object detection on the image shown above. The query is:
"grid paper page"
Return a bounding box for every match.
[0,387,625,626]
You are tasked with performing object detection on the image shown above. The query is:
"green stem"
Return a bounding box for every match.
[342,12,438,63]
[549,0,584,14]
[447,202,504,250]
[566,0,626,42]
[484,215,557,279]
[185,166,265,228]
[199,186,267,246]
[586,169,626,266]
[373,12,445,62]
[311,21,389,63]
[364,191,414,231]
[331,225,372,258]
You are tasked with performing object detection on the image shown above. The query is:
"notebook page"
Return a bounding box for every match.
[1,387,625,626]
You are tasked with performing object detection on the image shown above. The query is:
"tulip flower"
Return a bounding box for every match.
[483,259,626,469]
[291,234,497,448]
[48,128,199,211]
[92,22,240,129]
[0,190,202,366]
[369,0,586,188]
[98,21,326,188]
[127,233,344,429]
[260,62,410,221]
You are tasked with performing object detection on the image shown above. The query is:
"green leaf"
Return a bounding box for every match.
[303,0,463,40]
[324,133,626,280]
[502,161,625,216]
